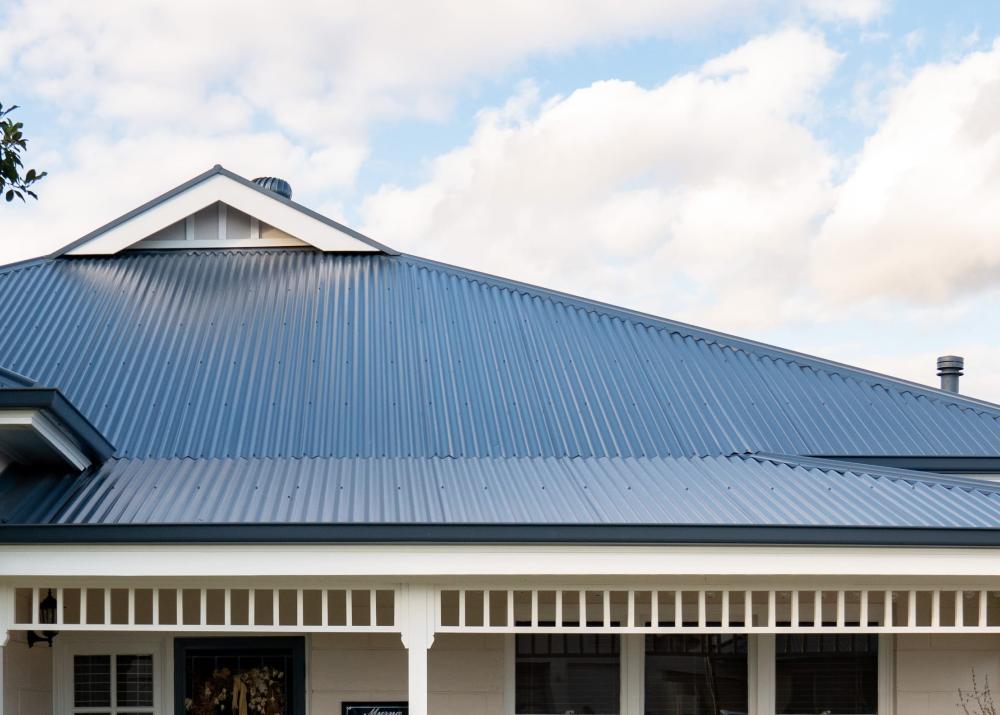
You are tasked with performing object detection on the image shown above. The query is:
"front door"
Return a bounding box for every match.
[173,637,306,715]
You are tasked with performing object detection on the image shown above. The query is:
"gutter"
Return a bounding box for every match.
[3,523,1000,547]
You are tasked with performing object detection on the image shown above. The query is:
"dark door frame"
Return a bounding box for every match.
[173,636,306,715]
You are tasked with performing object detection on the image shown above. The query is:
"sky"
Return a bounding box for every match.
[3,0,1000,401]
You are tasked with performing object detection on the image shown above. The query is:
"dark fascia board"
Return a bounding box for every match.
[0,388,114,462]
[3,523,1000,547]
[818,456,1000,474]
[51,165,398,258]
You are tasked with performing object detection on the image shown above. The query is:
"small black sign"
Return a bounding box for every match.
[342,703,407,715]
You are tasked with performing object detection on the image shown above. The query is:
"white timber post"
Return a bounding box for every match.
[399,584,434,715]
[0,586,12,715]
[753,634,775,715]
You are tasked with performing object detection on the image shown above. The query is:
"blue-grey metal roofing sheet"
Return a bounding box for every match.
[1,249,999,460]
[0,365,35,388]
[3,454,1000,529]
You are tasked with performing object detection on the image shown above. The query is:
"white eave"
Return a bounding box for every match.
[0,408,91,471]
[57,165,394,257]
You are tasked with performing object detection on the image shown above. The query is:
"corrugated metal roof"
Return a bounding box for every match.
[3,454,999,529]
[1,249,999,460]
[0,365,35,388]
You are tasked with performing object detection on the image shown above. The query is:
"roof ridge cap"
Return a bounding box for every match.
[399,253,1000,420]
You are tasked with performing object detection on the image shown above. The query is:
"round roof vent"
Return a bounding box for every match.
[252,176,293,200]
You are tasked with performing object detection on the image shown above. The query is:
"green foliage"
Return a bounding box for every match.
[0,102,47,202]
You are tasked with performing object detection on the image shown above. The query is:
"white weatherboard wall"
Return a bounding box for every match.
[309,633,505,715]
[3,632,52,715]
[4,630,1000,714]
[896,634,1000,714]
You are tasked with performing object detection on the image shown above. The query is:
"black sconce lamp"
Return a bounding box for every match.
[27,589,59,648]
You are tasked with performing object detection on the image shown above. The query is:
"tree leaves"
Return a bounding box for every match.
[0,102,46,203]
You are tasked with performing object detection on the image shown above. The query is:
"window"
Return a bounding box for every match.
[645,634,748,715]
[516,634,620,714]
[72,653,155,715]
[775,635,878,715]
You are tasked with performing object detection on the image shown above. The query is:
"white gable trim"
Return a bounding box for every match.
[67,172,379,255]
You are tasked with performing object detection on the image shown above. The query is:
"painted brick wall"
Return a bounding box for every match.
[309,633,505,715]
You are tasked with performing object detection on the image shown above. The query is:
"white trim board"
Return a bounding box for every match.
[0,408,91,470]
[66,173,379,255]
[5,544,1000,578]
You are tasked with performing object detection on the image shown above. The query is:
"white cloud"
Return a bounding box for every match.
[813,39,1000,305]
[361,29,840,332]
[803,0,886,23]
[0,0,885,265]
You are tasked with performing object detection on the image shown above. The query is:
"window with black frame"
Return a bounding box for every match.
[515,633,620,714]
[775,634,878,715]
[174,637,305,715]
[644,634,748,715]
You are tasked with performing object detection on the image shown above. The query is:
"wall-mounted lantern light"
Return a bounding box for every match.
[27,589,59,648]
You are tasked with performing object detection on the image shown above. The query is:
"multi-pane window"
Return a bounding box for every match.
[775,635,878,715]
[73,654,154,715]
[515,634,620,714]
[644,634,749,715]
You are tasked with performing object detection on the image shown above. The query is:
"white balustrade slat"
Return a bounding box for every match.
[22,581,1000,635]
